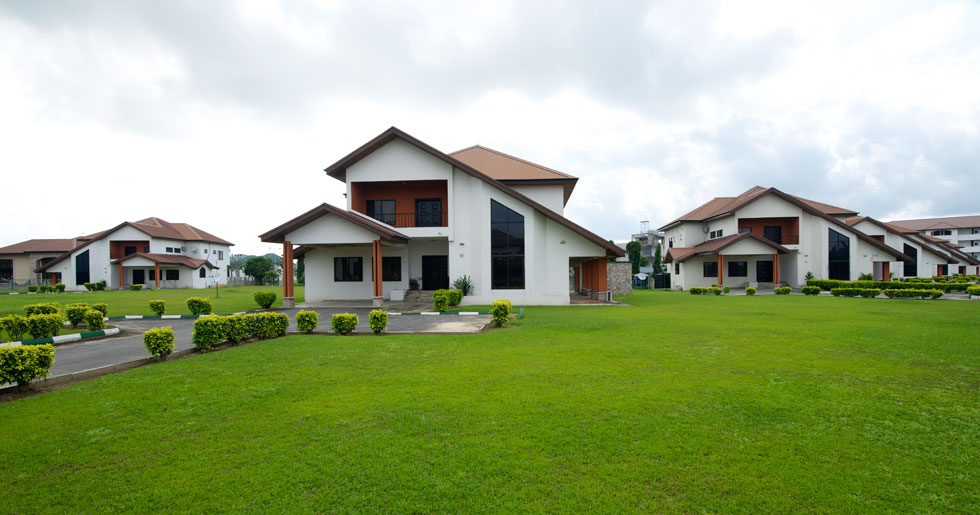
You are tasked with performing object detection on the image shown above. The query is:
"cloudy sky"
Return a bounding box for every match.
[1,0,978,255]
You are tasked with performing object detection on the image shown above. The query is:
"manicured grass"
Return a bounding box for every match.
[0,286,303,318]
[2,291,979,511]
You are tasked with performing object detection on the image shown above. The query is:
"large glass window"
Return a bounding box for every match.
[165,269,179,281]
[728,261,748,277]
[382,257,401,282]
[334,257,363,282]
[703,261,718,277]
[491,199,524,289]
[0,259,12,281]
[903,244,917,277]
[366,200,396,225]
[199,267,206,278]
[75,250,90,285]
[828,229,850,280]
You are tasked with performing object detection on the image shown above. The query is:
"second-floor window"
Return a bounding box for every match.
[366,200,396,225]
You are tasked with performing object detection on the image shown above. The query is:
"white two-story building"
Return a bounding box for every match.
[260,127,624,305]
[37,217,233,290]
[660,187,979,290]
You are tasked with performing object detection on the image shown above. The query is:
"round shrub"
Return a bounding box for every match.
[369,310,388,334]
[297,310,319,334]
[26,313,64,339]
[802,286,821,296]
[710,287,722,295]
[775,287,792,295]
[55,283,66,292]
[186,297,213,315]
[447,290,463,307]
[433,290,449,312]
[491,299,512,326]
[967,285,980,296]
[723,286,731,294]
[27,286,37,293]
[24,302,60,316]
[130,284,143,291]
[192,317,225,351]
[85,309,106,331]
[253,291,277,310]
[745,287,757,296]
[1,315,29,341]
[143,326,175,359]
[39,285,50,293]
[0,344,55,386]
[331,313,358,335]
[92,303,109,317]
[65,303,90,328]
[149,300,166,316]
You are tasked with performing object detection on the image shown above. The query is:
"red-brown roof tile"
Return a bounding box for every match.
[0,239,78,254]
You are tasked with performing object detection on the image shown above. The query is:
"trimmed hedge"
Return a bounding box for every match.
[92,303,108,317]
[332,313,358,335]
[447,290,463,307]
[130,284,143,291]
[745,287,756,296]
[369,310,388,334]
[243,312,289,340]
[1,315,29,341]
[296,311,318,334]
[967,285,980,296]
[39,285,50,293]
[149,300,166,316]
[723,286,731,294]
[491,299,512,326]
[192,317,224,351]
[254,291,277,310]
[801,286,821,295]
[224,314,249,344]
[433,290,449,312]
[185,297,213,315]
[24,302,59,316]
[85,309,106,331]
[0,344,55,386]
[26,313,64,339]
[882,289,943,299]
[830,288,881,298]
[808,279,970,292]
[143,327,175,359]
[27,286,37,293]
[775,287,792,295]
[55,283,65,292]
[66,303,90,328]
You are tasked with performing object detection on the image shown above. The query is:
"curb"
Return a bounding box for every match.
[1,328,121,348]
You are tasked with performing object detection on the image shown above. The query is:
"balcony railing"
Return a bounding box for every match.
[367,212,448,228]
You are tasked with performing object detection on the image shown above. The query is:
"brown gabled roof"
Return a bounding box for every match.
[845,216,957,264]
[111,253,217,269]
[259,203,411,244]
[320,127,624,257]
[660,186,858,230]
[449,145,579,205]
[0,238,77,254]
[933,240,980,266]
[888,214,980,231]
[663,232,790,264]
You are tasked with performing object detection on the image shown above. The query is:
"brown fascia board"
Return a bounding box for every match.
[672,232,791,264]
[935,241,980,265]
[851,217,958,264]
[258,203,410,244]
[904,233,957,264]
[322,126,624,257]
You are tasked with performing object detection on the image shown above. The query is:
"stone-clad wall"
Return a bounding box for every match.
[607,262,632,296]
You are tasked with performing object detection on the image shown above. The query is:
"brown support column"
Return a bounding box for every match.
[598,258,608,292]
[773,253,780,285]
[154,263,160,288]
[718,255,724,286]
[118,263,124,289]
[372,240,382,298]
[882,262,890,282]
[574,266,580,292]
[283,241,293,300]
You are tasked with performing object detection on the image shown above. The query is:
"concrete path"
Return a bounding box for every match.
[47,308,490,379]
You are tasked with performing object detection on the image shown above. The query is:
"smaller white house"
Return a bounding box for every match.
[37,217,233,291]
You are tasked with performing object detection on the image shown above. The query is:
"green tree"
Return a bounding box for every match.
[626,241,642,273]
[296,258,305,285]
[262,269,280,285]
[244,256,275,284]
[652,243,664,274]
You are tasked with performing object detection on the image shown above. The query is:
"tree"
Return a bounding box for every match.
[296,258,305,285]
[244,256,275,284]
[626,241,642,273]
[262,269,280,285]
[652,243,664,274]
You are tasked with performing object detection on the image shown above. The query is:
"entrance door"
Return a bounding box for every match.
[415,199,443,227]
[763,226,782,244]
[132,269,145,285]
[756,260,774,282]
[421,255,449,290]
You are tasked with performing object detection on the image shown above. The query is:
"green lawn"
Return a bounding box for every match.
[0,285,303,318]
[2,291,979,512]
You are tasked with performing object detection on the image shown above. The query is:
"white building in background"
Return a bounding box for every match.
[37,218,233,291]
[660,187,980,290]
[260,127,624,305]
[888,215,980,262]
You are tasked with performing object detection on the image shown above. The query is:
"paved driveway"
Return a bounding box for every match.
[48,309,490,379]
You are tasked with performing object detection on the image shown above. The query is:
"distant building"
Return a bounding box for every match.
[0,239,78,286]
[630,221,665,268]
[887,215,980,260]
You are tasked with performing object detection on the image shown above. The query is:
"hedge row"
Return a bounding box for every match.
[808,280,972,292]
[882,289,943,300]
[192,313,289,351]
[830,288,881,298]
[802,286,821,295]
[433,289,463,311]
[0,344,55,386]
[968,285,980,296]
[689,287,721,295]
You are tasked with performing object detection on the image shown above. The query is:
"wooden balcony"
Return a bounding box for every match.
[367,212,448,228]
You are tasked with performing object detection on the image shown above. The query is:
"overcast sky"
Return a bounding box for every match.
[2,1,978,255]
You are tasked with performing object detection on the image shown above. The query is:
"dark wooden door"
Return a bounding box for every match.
[132,269,145,285]
[756,260,773,282]
[421,255,449,290]
[415,199,442,227]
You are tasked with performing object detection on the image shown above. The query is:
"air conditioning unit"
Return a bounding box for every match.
[703,226,710,233]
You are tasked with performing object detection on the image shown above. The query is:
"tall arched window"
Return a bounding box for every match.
[491,199,524,289]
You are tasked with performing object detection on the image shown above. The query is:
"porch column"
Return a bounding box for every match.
[718,255,724,286]
[773,253,780,284]
[574,266,580,292]
[154,263,160,288]
[371,240,383,301]
[597,258,607,292]
[118,263,124,289]
[882,262,890,282]
[282,241,295,308]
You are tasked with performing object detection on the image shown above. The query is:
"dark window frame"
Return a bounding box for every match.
[366,199,397,225]
[490,199,525,289]
[0,258,12,281]
[728,261,748,277]
[75,250,90,285]
[334,257,363,282]
[382,256,401,282]
[903,243,917,277]
[199,267,206,278]
[165,269,179,281]
[703,261,718,278]
[828,228,850,280]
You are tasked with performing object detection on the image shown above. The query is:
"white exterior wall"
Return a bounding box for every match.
[509,184,565,215]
